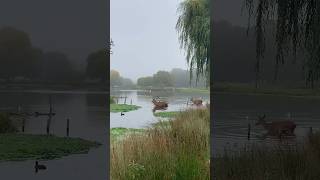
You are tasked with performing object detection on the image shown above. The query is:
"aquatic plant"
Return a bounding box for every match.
[0,134,100,161]
[110,104,141,113]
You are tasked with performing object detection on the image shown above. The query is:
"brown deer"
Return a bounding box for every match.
[152,98,168,108]
[256,114,296,137]
[190,98,203,106]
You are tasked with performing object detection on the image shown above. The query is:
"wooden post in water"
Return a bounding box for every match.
[310,127,313,135]
[124,97,127,104]
[22,118,25,132]
[34,95,56,135]
[66,118,70,137]
[248,124,251,140]
[130,99,132,105]
[247,116,251,140]
[116,98,119,104]
[46,96,53,135]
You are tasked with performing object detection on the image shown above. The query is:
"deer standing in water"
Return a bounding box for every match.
[190,98,203,106]
[152,98,168,108]
[256,114,296,137]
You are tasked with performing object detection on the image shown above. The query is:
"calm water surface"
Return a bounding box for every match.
[110,90,210,128]
[213,93,320,156]
[0,90,107,180]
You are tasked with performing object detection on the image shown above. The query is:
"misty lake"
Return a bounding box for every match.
[110,89,210,129]
[0,90,107,180]
[213,93,320,156]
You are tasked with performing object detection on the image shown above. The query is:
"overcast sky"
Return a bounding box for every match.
[111,0,247,82]
[111,0,187,82]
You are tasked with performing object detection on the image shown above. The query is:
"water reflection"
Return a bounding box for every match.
[213,93,320,156]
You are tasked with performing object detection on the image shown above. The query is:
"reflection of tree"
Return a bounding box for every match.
[86,94,107,107]
[246,0,320,88]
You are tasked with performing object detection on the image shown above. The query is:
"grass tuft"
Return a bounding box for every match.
[153,111,180,118]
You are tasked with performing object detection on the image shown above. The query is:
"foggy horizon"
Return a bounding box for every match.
[0,0,106,71]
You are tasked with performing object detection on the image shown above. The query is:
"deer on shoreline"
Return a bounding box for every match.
[255,114,296,137]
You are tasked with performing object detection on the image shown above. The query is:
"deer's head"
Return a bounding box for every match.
[256,114,266,126]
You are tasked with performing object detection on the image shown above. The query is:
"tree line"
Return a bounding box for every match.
[0,27,106,83]
[137,68,207,88]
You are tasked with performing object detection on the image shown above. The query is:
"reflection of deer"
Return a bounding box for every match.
[152,98,168,108]
[190,98,203,106]
[152,106,168,113]
[256,114,296,137]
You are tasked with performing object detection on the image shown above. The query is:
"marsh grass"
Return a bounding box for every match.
[214,132,320,180]
[110,104,141,113]
[111,108,210,180]
[153,111,180,118]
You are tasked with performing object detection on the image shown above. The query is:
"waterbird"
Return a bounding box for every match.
[121,112,125,116]
[35,161,47,173]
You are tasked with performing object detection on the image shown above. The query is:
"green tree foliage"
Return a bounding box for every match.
[246,0,320,88]
[176,0,210,83]
[137,76,153,87]
[110,70,135,88]
[86,49,107,82]
[152,71,174,87]
[110,69,121,86]
[0,27,43,79]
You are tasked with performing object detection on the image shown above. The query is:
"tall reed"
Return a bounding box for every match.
[111,108,210,180]
[214,132,320,180]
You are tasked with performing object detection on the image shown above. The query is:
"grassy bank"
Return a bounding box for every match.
[176,87,210,94]
[213,82,320,97]
[111,108,210,180]
[110,104,141,113]
[153,111,180,118]
[111,128,144,142]
[0,134,100,161]
[214,132,320,180]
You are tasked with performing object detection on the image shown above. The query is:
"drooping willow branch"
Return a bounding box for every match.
[176,0,210,85]
[246,0,320,88]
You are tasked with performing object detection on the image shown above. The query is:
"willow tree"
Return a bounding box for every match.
[176,0,210,86]
[246,0,320,88]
